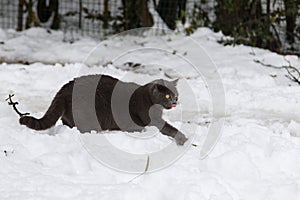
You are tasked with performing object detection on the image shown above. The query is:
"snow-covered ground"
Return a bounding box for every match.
[1,27,300,199]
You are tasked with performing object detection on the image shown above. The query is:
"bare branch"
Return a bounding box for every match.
[254,59,286,69]
[254,58,300,85]
[5,94,30,117]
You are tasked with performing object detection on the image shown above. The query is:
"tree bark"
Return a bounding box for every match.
[122,0,153,30]
[157,0,179,30]
[283,0,298,43]
[136,0,154,27]
[266,0,270,25]
[17,0,24,31]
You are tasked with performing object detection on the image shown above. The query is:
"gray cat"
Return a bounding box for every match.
[20,75,188,145]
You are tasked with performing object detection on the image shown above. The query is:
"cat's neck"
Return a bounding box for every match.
[129,84,154,109]
[139,85,153,105]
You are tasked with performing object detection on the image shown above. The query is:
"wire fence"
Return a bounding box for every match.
[0,0,18,30]
[0,0,201,39]
[0,0,299,54]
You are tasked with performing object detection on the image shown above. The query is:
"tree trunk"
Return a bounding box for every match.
[157,0,179,30]
[122,0,153,30]
[213,0,249,35]
[37,0,59,29]
[50,0,59,30]
[284,0,298,43]
[266,0,270,25]
[103,0,109,29]
[136,0,154,27]
[17,0,24,31]
[250,0,262,20]
[79,0,82,29]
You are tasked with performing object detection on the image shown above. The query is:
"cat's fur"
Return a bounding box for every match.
[20,75,188,145]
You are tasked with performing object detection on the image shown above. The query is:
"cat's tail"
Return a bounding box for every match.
[19,96,65,131]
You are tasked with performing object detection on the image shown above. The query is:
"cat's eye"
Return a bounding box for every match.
[175,95,178,100]
[165,94,170,99]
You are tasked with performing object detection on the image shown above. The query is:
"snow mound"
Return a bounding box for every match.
[1,27,300,199]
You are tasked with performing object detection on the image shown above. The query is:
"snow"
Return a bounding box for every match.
[1,27,300,199]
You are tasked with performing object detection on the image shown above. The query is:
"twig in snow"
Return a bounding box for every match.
[128,155,150,183]
[5,94,30,117]
[254,59,300,85]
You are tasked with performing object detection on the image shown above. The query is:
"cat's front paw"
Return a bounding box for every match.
[174,133,188,145]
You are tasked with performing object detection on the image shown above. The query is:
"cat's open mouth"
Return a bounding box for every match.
[166,103,177,109]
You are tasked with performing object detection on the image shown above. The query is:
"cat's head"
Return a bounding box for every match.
[149,79,179,109]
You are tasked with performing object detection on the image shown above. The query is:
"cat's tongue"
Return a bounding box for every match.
[171,104,176,108]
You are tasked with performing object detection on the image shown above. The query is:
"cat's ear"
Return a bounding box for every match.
[156,84,165,91]
[153,79,165,85]
[151,84,165,94]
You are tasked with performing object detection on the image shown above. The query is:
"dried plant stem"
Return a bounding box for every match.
[5,94,30,117]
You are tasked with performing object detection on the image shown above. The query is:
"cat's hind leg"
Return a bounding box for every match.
[61,111,75,128]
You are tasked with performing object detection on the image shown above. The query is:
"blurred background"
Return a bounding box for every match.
[0,0,299,55]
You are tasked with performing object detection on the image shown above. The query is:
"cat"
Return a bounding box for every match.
[19,75,188,145]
